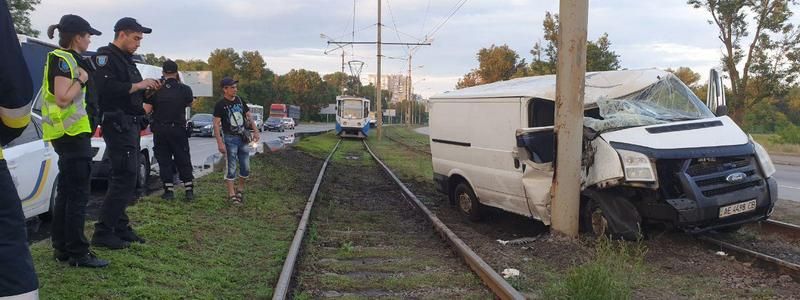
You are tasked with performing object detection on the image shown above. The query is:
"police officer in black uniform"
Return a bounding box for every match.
[144,60,195,201]
[0,0,39,296]
[91,17,159,249]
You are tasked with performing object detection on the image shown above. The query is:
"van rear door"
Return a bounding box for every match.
[514,127,555,224]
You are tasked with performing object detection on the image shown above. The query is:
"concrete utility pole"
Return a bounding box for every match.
[376,0,384,140]
[341,51,346,94]
[550,0,588,238]
[406,56,412,126]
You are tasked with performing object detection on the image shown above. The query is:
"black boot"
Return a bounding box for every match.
[184,181,194,202]
[117,227,146,244]
[161,183,175,200]
[53,249,69,262]
[69,252,109,268]
[91,233,131,250]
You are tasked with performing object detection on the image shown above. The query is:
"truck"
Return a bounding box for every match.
[429,68,777,240]
[269,103,301,123]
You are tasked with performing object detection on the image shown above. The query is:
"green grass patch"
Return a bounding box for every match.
[544,237,646,300]
[366,128,433,184]
[30,153,312,299]
[295,132,340,158]
[752,133,800,154]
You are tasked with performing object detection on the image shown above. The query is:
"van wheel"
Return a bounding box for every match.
[580,198,609,237]
[454,182,482,221]
[136,153,149,190]
[39,175,59,222]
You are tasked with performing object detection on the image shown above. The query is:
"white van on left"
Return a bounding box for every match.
[14,35,63,220]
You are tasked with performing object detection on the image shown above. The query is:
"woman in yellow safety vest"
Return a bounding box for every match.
[42,14,107,268]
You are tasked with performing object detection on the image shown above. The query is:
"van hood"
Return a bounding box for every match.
[600,116,749,150]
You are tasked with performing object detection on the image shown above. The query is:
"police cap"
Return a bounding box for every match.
[114,17,152,34]
[58,14,101,35]
[162,60,178,73]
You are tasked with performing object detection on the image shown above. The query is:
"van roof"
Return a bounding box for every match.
[430,68,671,106]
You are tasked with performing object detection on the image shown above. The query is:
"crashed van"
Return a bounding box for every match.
[429,69,777,239]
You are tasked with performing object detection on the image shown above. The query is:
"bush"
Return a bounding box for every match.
[544,238,646,300]
[773,124,800,145]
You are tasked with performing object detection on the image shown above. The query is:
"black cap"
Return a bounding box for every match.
[220,77,238,87]
[58,14,101,35]
[162,60,178,73]
[114,17,152,34]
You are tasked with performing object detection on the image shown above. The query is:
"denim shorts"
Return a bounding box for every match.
[223,135,251,180]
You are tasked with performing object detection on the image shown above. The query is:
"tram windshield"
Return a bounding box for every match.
[341,100,364,119]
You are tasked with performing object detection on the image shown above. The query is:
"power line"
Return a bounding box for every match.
[385,0,410,56]
[427,0,468,39]
[420,0,431,37]
[351,0,357,56]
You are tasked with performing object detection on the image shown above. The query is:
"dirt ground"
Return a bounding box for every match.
[292,143,491,299]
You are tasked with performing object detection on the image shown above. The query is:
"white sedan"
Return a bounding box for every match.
[281,117,296,130]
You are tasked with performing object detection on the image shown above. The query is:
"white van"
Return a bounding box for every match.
[429,69,777,239]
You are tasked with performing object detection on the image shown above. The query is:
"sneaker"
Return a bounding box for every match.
[185,190,194,202]
[161,190,175,200]
[91,234,131,250]
[69,252,109,268]
[117,228,146,244]
[53,249,69,262]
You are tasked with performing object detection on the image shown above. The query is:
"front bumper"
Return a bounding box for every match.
[192,127,213,136]
[638,156,777,233]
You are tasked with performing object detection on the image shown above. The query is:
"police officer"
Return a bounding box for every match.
[0,0,39,296]
[43,15,108,268]
[144,60,195,201]
[91,17,159,249]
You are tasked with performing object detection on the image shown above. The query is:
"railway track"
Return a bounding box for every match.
[272,138,523,299]
[699,219,800,281]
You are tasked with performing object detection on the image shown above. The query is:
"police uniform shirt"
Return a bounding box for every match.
[46,49,92,158]
[144,78,193,124]
[92,43,145,115]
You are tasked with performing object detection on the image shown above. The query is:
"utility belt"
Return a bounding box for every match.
[102,111,147,133]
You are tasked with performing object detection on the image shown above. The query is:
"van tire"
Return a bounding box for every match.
[454,182,482,222]
[579,195,643,240]
[39,175,59,222]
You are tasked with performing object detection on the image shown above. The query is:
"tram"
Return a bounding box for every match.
[335,96,371,138]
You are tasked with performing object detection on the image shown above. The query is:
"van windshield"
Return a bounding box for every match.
[584,74,715,132]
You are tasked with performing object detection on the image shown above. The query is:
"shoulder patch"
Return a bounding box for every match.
[96,55,108,67]
[58,59,70,73]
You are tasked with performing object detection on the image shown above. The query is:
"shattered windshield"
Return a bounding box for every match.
[584,74,715,132]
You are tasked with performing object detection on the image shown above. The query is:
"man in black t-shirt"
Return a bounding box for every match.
[144,60,194,201]
[213,77,259,205]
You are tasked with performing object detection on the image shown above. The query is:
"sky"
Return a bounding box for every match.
[25,0,794,98]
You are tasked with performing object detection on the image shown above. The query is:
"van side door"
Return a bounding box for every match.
[512,98,557,224]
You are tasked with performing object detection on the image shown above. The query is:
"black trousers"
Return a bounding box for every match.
[94,114,140,236]
[0,160,38,296]
[153,123,193,184]
[51,137,92,257]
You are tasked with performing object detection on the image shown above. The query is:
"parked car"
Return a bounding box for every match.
[265,117,285,132]
[429,69,777,239]
[252,113,264,132]
[281,117,295,130]
[190,113,214,137]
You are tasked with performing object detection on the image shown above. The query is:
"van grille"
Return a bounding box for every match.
[658,156,762,199]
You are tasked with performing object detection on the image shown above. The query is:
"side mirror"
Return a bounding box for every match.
[715,105,728,117]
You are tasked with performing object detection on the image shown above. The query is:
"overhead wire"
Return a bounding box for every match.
[427,0,468,40]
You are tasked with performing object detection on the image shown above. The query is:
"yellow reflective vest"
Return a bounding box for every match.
[40,49,90,141]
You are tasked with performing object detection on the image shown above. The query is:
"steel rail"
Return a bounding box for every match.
[272,139,342,300]
[761,219,800,240]
[698,235,800,280]
[362,140,525,300]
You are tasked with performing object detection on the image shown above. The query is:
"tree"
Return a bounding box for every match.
[456,44,524,89]
[275,69,330,120]
[207,48,242,99]
[528,12,621,76]
[142,53,168,66]
[8,0,40,36]
[688,0,800,125]
[667,67,702,88]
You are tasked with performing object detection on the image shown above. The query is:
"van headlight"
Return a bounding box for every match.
[617,150,656,182]
[751,139,776,178]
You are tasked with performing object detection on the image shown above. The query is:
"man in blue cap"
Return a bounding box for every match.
[0,0,39,297]
[91,17,160,249]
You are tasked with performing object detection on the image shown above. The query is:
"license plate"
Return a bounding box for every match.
[719,199,757,218]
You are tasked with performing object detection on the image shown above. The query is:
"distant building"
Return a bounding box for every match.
[366,74,409,104]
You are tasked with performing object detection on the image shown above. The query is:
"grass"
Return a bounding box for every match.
[30,153,311,299]
[752,133,800,155]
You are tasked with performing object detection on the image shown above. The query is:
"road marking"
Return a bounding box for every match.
[779,185,800,190]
